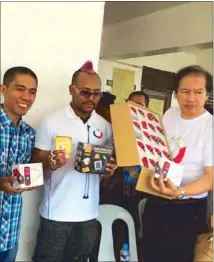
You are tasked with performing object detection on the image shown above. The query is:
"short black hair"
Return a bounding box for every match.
[174,65,213,94]
[98,92,116,107]
[71,69,101,86]
[3,66,38,86]
[128,91,150,107]
[205,104,213,115]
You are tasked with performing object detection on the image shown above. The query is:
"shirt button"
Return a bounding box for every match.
[3,213,9,220]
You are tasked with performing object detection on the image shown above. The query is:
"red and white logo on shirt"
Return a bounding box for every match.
[168,136,186,164]
[93,129,103,139]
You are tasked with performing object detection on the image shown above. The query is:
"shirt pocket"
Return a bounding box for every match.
[17,136,32,164]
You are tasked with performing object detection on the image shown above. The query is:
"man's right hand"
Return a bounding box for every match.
[0,176,26,195]
[47,150,67,171]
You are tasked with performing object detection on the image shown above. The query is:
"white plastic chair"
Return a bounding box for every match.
[138,198,147,239]
[97,204,138,262]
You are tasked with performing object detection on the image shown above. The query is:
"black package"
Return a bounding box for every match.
[75,142,113,174]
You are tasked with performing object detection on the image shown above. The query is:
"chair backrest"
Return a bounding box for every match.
[97,204,138,262]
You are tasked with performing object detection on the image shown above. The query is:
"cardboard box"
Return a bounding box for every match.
[110,101,172,198]
[12,163,44,189]
[55,136,72,159]
[75,142,113,174]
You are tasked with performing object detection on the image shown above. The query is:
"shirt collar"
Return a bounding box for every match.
[65,104,97,124]
[0,105,25,130]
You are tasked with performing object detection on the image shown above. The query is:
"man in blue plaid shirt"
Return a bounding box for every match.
[0,67,38,262]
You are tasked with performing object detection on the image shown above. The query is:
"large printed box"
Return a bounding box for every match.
[12,163,44,189]
[75,142,114,175]
[110,101,172,198]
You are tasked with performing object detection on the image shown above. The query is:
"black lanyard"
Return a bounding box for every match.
[83,124,90,199]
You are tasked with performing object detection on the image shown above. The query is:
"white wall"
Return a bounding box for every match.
[99,52,196,107]
[101,2,213,58]
[98,59,142,92]
[1,2,104,261]
[118,52,197,73]
[195,48,213,73]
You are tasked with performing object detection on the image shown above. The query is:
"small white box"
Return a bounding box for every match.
[154,157,184,187]
[12,163,44,189]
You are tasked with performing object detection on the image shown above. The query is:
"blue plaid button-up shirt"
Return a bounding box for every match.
[0,106,35,251]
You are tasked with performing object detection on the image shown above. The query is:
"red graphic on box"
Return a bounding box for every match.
[162,150,170,159]
[157,138,166,147]
[137,141,145,152]
[141,121,148,129]
[154,147,162,157]
[147,113,159,123]
[146,144,154,155]
[162,161,170,178]
[148,123,156,132]
[13,168,25,184]
[143,131,151,141]
[142,157,149,168]
[24,166,31,186]
[138,108,145,117]
[156,125,164,135]
[130,106,137,115]
[133,121,141,131]
[13,168,20,177]
[149,159,157,167]
[151,135,159,145]
[128,103,171,171]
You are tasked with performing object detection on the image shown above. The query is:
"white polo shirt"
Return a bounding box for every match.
[162,107,212,199]
[35,105,113,222]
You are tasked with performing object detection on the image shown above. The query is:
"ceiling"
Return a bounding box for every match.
[103,1,189,25]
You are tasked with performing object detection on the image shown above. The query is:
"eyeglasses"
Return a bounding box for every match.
[73,85,102,99]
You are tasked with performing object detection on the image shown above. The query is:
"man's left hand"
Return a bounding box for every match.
[150,172,180,198]
[105,157,117,175]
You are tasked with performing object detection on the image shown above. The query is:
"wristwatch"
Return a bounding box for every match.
[175,187,185,199]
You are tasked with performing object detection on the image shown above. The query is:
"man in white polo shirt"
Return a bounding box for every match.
[31,61,116,262]
[143,65,213,262]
